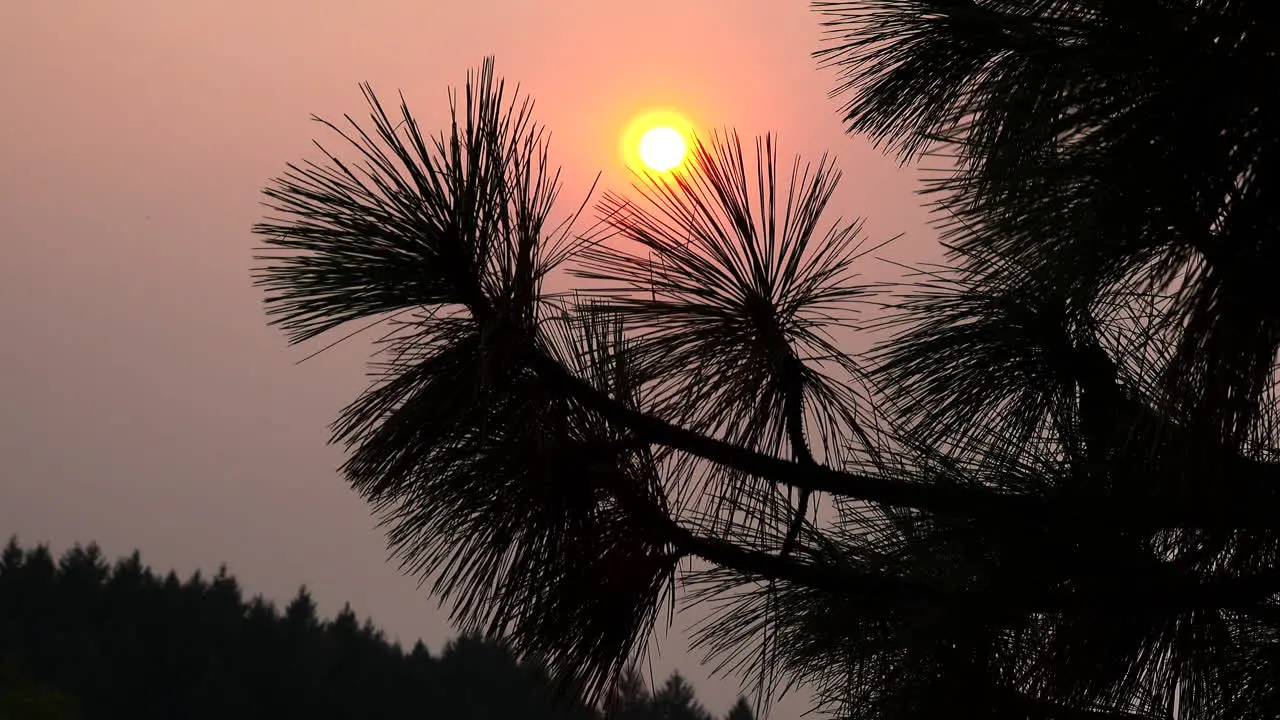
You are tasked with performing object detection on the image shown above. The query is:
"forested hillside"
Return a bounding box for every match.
[0,539,750,720]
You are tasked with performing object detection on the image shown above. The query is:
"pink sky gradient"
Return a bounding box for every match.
[0,1,938,713]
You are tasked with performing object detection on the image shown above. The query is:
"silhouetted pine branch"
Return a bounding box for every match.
[253,4,1280,715]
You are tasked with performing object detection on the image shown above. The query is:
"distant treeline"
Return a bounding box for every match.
[0,538,757,720]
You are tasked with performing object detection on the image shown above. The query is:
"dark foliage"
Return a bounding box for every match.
[253,2,1280,720]
[0,538,753,720]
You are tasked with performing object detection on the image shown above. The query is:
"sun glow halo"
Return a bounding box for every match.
[622,109,694,175]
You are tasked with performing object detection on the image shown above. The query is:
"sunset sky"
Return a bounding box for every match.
[0,1,938,713]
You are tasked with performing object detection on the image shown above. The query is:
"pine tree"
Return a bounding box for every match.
[651,673,712,720]
[724,696,754,720]
[251,3,1280,719]
[1,538,733,719]
[605,665,650,720]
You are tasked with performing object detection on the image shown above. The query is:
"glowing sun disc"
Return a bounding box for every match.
[621,109,695,174]
[638,126,687,172]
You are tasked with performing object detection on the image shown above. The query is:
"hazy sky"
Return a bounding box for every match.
[0,1,937,714]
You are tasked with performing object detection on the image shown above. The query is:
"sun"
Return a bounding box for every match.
[621,109,695,174]
[638,126,687,172]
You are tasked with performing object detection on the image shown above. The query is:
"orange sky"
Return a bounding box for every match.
[0,2,938,713]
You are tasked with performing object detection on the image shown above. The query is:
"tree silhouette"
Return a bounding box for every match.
[652,672,714,720]
[0,537,728,719]
[724,696,755,720]
[606,665,652,720]
[253,2,1280,719]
